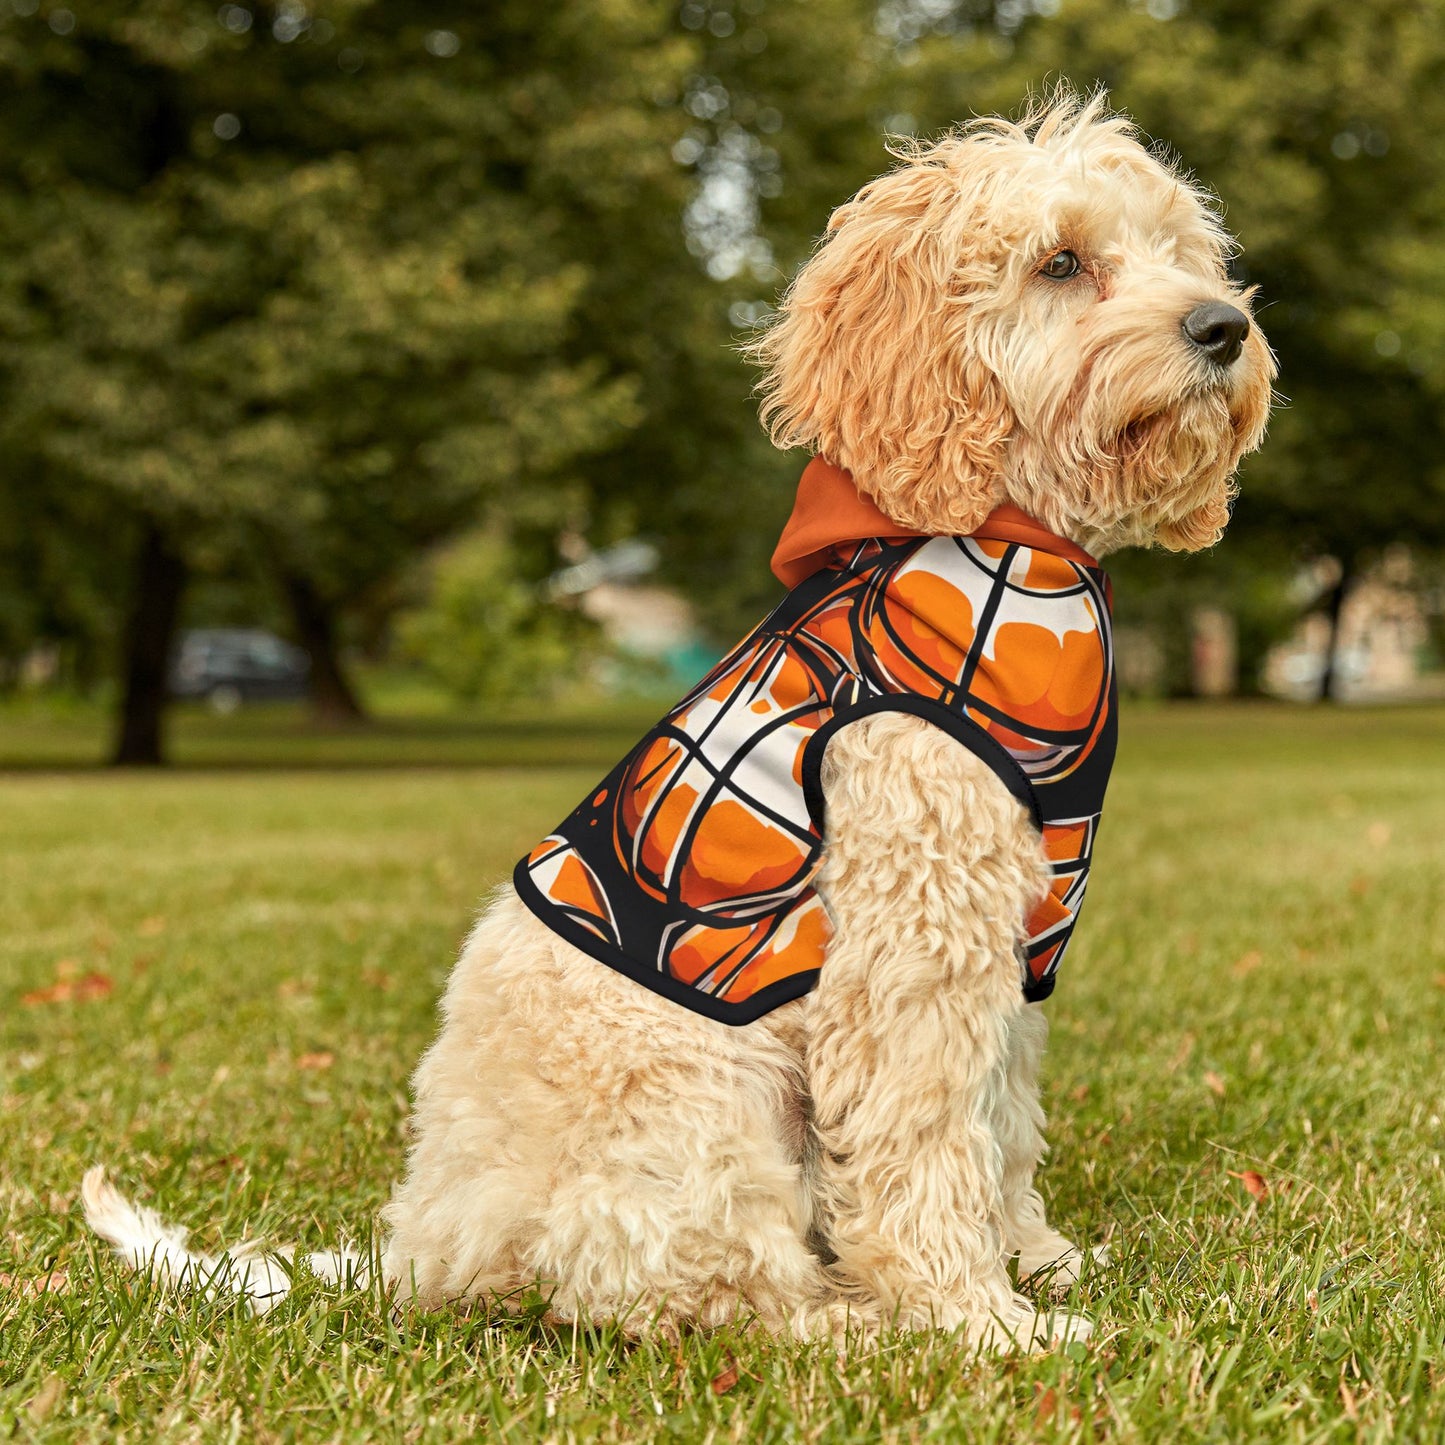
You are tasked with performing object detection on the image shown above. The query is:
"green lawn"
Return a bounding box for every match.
[3,702,1444,1442]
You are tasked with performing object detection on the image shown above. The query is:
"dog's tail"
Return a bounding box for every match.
[81,1165,368,1315]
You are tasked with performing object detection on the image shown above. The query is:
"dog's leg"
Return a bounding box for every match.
[994,1006,1098,1289]
[805,712,1090,1350]
[383,891,830,1337]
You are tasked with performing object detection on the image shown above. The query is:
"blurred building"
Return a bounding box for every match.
[548,541,717,691]
[1262,549,1438,701]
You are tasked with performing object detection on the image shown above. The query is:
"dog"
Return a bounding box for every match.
[85,89,1274,1351]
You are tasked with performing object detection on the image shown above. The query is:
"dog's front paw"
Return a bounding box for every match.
[973,1295,1093,1353]
[1017,1240,1110,1293]
[1031,1308,1093,1348]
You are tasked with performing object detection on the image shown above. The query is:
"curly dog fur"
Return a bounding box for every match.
[85,89,1274,1351]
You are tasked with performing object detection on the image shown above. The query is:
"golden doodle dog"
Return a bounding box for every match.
[85,91,1273,1350]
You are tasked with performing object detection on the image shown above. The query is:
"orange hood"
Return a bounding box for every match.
[770,457,1097,588]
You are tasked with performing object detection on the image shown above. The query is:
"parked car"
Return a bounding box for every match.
[169,629,310,712]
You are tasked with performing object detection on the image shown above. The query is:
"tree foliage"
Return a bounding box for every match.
[395,531,596,706]
[4,0,1445,734]
[0,1,710,751]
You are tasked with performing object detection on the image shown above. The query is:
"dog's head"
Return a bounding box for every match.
[750,90,1275,555]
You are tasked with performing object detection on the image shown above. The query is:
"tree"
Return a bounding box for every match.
[0,1,698,759]
[23,0,1437,728]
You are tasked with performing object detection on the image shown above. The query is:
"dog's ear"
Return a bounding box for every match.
[749,150,1012,535]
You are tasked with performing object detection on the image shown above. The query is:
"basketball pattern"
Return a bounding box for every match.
[516,535,1116,1024]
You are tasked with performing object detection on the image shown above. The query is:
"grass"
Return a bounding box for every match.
[0,681,667,771]
[2,699,1445,1442]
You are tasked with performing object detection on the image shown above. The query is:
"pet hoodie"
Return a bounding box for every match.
[515,458,1118,1025]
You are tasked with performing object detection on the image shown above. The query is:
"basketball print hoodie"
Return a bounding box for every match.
[515,458,1118,1025]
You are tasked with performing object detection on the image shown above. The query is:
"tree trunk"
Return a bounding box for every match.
[112,524,187,766]
[1317,557,1354,703]
[281,571,366,725]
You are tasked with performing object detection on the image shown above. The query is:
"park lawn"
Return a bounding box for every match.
[2,701,1445,1442]
[0,687,669,771]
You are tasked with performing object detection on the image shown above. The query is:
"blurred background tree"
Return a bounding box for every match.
[0,0,699,759]
[2,0,1443,760]
[394,531,594,706]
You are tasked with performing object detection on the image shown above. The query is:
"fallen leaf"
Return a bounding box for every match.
[1229,1169,1268,1201]
[1204,1070,1227,1098]
[1070,1083,1090,1103]
[21,972,113,1007]
[138,915,167,937]
[21,983,69,1006]
[0,1268,70,1299]
[295,1051,334,1071]
[1034,1386,1058,1424]
[1433,974,1445,990]
[1349,875,1372,898]
[1232,950,1263,977]
[711,1358,740,1396]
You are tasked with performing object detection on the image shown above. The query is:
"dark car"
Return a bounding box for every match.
[169,629,311,712]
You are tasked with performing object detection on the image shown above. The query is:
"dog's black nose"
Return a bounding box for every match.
[1182,302,1250,367]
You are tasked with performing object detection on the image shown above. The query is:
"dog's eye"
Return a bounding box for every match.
[1040,250,1081,280]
